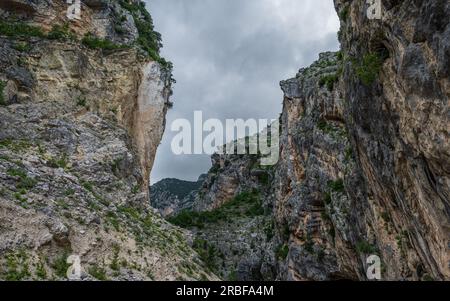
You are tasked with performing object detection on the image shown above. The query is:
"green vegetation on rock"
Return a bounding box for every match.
[328,179,345,193]
[192,238,221,272]
[275,244,289,260]
[354,53,386,86]
[168,190,264,229]
[13,41,31,52]
[48,23,77,41]
[3,250,30,281]
[319,74,339,91]
[356,240,377,255]
[0,80,6,106]
[52,252,70,279]
[119,0,172,69]
[88,264,108,281]
[339,6,350,21]
[82,33,127,51]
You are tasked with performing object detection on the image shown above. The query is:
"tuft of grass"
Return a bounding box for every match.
[275,244,289,260]
[82,181,94,192]
[64,188,75,196]
[131,184,140,194]
[13,41,31,52]
[356,240,377,254]
[4,250,30,281]
[264,220,275,241]
[52,253,70,279]
[227,269,238,281]
[324,192,332,205]
[106,212,120,231]
[345,146,353,161]
[319,74,339,91]
[192,238,220,272]
[47,153,69,169]
[7,168,37,190]
[47,23,77,41]
[88,265,108,281]
[0,21,44,38]
[339,6,350,21]
[35,260,47,280]
[328,179,345,193]
[168,190,263,228]
[76,96,87,107]
[109,245,121,272]
[0,80,6,106]
[354,53,386,86]
[0,138,32,152]
[111,158,122,174]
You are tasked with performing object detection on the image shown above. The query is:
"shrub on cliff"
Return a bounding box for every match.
[319,74,339,91]
[48,23,77,41]
[0,21,44,38]
[82,33,127,50]
[0,80,6,106]
[119,0,173,70]
[354,53,386,85]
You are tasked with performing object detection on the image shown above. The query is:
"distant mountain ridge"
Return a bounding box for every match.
[150,175,206,217]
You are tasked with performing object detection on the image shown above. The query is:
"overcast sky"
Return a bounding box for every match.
[147,0,340,184]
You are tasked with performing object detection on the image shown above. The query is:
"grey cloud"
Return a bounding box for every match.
[146,0,340,183]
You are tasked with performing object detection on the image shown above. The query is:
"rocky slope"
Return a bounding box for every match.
[150,176,205,217]
[161,0,449,281]
[333,0,449,281]
[0,0,216,281]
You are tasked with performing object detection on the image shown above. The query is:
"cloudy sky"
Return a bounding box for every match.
[147,0,340,184]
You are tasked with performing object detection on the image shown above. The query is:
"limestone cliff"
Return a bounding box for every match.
[0,0,216,280]
[160,0,449,281]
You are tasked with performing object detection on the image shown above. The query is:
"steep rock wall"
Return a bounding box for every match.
[165,0,449,281]
[0,0,216,281]
[334,0,449,280]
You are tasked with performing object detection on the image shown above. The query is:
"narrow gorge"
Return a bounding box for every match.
[0,0,449,282]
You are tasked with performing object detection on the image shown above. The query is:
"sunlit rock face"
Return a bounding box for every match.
[0,1,217,281]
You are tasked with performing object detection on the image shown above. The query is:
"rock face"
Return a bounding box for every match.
[0,1,216,281]
[150,176,205,217]
[161,0,449,281]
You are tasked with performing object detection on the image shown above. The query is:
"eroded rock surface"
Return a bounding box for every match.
[0,0,216,281]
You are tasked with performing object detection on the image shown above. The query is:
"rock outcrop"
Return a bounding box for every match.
[150,175,205,217]
[0,0,216,281]
[161,0,449,281]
